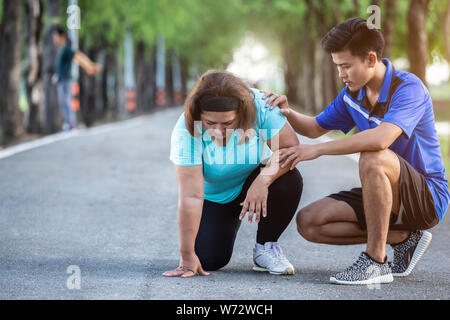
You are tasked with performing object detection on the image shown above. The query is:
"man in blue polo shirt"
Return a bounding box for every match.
[263,18,449,285]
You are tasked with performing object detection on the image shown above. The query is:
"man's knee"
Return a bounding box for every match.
[359,150,388,176]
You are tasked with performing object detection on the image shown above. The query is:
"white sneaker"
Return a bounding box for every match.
[253,242,295,275]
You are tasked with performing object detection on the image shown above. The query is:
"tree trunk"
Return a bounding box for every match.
[281,33,302,108]
[351,0,360,17]
[135,41,156,112]
[24,0,44,134]
[42,0,62,134]
[101,53,111,120]
[145,50,156,111]
[0,0,24,146]
[315,3,339,111]
[302,0,317,114]
[166,54,174,107]
[407,0,430,86]
[180,55,189,104]
[445,0,450,64]
[79,45,98,127]
[143,48,156,111]
[382,0,396,59]
[95,51,105,120]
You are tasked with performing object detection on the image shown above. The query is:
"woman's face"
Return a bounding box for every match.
[200,111,239,140]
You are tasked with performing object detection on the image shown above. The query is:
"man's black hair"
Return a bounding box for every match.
[52,25,67,37]
[321,17,385,61]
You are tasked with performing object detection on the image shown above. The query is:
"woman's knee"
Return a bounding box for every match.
[199,254,231,271]
[270,167,303,197]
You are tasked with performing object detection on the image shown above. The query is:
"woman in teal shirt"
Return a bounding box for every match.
[163,70,303,278]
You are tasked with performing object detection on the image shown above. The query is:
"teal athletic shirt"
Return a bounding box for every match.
[170,88,287,204]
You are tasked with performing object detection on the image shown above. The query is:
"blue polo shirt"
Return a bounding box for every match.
[170,88,287,204]
[316,58,449,221]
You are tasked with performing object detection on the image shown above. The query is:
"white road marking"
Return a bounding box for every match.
[0,115,149,160]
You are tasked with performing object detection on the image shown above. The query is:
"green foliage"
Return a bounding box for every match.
[427,0,449,59]
[46,1,450,81]
[439,136,449,179]
[76,0,246,70]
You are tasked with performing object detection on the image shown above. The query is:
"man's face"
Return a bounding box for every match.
[331,50,375,92]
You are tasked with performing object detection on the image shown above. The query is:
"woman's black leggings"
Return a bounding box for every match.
[195,164,303,271]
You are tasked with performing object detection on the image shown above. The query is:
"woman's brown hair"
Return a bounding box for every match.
[184,70,256,143]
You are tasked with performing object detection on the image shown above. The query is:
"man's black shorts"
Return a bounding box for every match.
[328,153,439,231]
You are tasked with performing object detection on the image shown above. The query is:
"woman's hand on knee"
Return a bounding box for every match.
[162,253,210,278]
[239,180,268,223]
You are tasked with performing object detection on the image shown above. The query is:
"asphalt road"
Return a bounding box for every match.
[0,106,449,300]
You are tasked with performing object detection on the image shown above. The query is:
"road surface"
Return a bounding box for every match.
[0,106,449,299]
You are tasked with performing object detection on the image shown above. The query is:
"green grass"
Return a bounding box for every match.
[440,136,450,179]
[430,82,450,101]
[433,104,450,123]
[429,82,450,122]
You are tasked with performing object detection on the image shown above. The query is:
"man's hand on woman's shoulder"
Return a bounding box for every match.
[260,90,291,116]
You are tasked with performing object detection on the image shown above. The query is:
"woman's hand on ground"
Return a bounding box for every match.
[162,253,210,278]
[239,179,269,223]
[260,90,290,116]
[279,145,321,170]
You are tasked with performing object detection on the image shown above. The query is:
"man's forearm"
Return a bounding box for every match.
[177,197,203,256]
[316,128,383,156]
[286,109,323,138]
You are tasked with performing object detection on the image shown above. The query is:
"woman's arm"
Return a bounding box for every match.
[258,121,300,185]
[239,122,300,222]
[175,165,204,256]
[163,165,209,278]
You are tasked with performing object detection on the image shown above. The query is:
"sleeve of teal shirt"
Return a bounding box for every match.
[169,114,203,166]
[382,82,428,139]
[251,88,287,141]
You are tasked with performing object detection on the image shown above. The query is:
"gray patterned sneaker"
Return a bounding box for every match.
[391,230,432,277]
[330,252,393,285]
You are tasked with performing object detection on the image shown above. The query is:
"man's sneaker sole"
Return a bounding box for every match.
[393,231,432,277]
[329,274,393,285]
[252,265,295,275]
